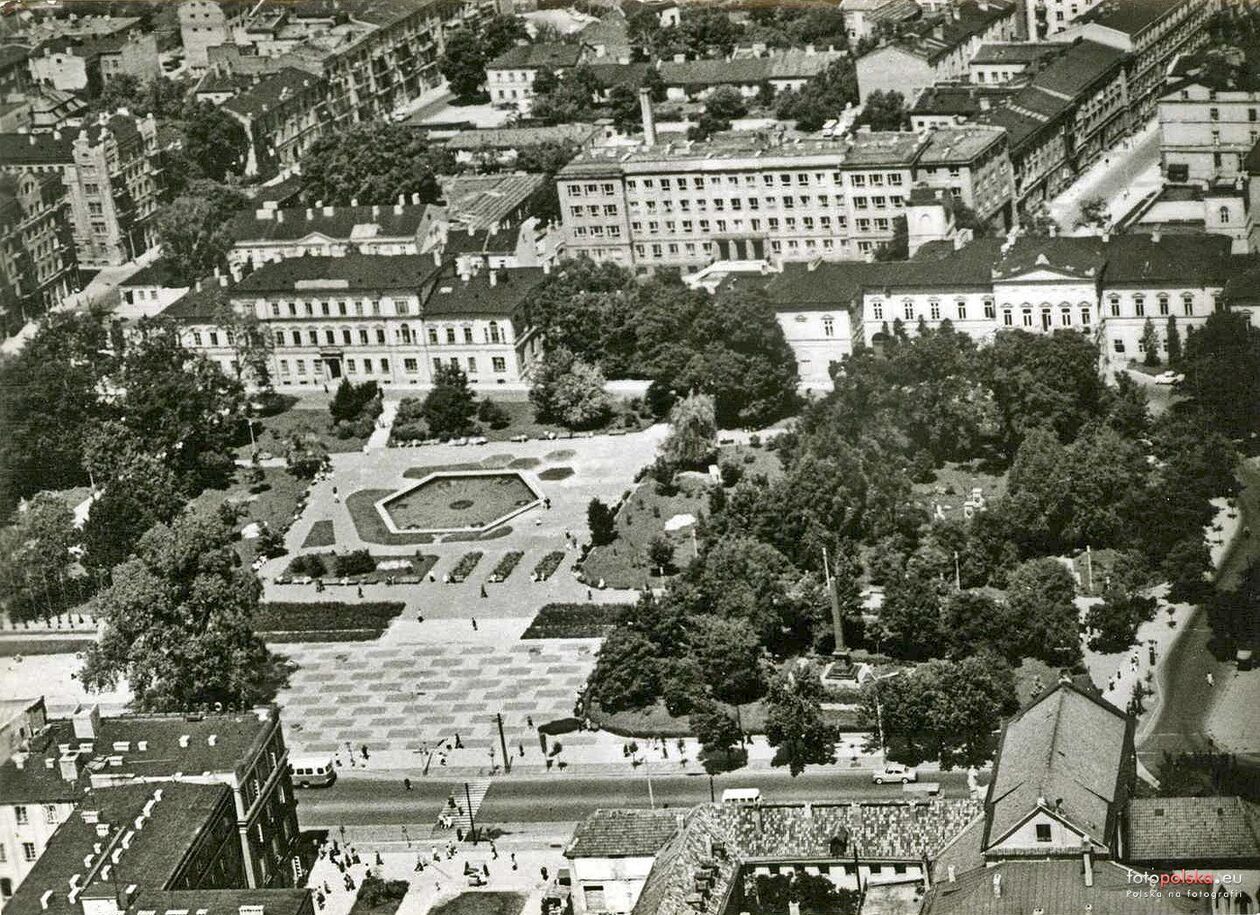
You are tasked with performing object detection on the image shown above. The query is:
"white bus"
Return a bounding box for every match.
[720,788,762,805]
[289,756,337,788]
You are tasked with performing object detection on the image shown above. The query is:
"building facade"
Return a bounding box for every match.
[222,67,330,178]
[0,170,77,334]
[1159,47,1260,184]
[485,43,582,114]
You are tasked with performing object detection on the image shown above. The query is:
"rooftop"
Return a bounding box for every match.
[128,889,313,915]
[222,66,325,121]
[565,810,682,859]
[439,172,547,231]
[1075,0,1190,36]
[230,253,442,294]
[912,84,1014,116]
[1126,796,1260,863]
[444,124,603,151]
[878,0,1017,65]
[228,202,429,244]
[120,259,191,289]
[487,42,582,71]
[970,41,1069,65]
[918,124,1006,164]
[424,266,545,318]
[1166,44,1260,94]
[0,130,72,165]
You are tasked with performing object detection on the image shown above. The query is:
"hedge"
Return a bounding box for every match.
[449,552,483,583]
[253,602,405,633]
[533,550,566,581]
[521,603,632,639]
[489,551,524,583]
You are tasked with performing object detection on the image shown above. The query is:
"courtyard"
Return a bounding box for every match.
[380,471,541,534]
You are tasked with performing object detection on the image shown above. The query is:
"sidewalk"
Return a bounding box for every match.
[1048,119,1160,233]
[367,399,401,451]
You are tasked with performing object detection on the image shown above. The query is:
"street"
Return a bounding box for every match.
[295,768,974,830]
[1048,120,1160,232]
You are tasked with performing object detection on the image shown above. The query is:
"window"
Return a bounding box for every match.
[193,331,203,346]
[346,359,356,373]
[14,806,27,826]
[1,879,10,900]
[983,298,995,319]
[296,360,307,375]
[1035,823,1052,843]
[467,357,477,373]
[872,300,883,320]
[902,299,915,320]
[929,300,941,321]
[1182,292,1194,315]
[1219,205,1231,225]
[823,316,834,337]
[1061,307,1072,326]
[403,358,418,373]
[584,885,607,912]
[1134,294,1145,317]
[279,359,290,375]
[463,326,474,344]
[380,358,389,373]
[1113,339,1126,353]
[43,804,58,825]
[1081,308,1091,325]
[956,301,967,320]
[22,843,36,862]
[1109,295,1120,317]
[489,321,502,344]
[1158,294,1169,316]
[1022,308,1033,328]
[493,357,507,373]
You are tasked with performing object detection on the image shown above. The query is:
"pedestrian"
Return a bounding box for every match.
[541,866,549,882]
[455,733,463,748]
[518,743,524,757]
[323,883,331,895]
[483,863,490,877]
[511,853,518,870]
[375,851,383,866]
[457,826,464,841]
[415,855,424,872]
[490,840,498,859]
[480,584,487,599]
[357,585,364,598]
[429,571,437,582]
[404,777,412,791]
[587,588,593,601]
[544,497,551,509]
[527,715,533,728]
[362,745,370,760]
[472,618,478,630]
[1207,672,1216,687]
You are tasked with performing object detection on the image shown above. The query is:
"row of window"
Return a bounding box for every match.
[621,171,906,193]
[268,299,394,318]
[13,803,60,826]
[262,322,507,348]
[276,355,507,376]
[871,292,1204,322]
[0,841,38,865]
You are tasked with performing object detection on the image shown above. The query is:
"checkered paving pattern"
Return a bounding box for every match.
[277,639,602,758]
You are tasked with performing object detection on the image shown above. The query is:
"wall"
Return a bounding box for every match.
[775,308,852,389]
[569,855,658,915]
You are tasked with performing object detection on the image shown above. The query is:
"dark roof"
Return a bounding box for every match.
[660,56,770,86]
[120,258,191,289]
[228,203,428,243]
[128,889,312,915]
[1166,44,1260,94]
[0,43,29,70]
[993,236,1108,280]
[1101,233,1234,285]
[0,710,274,804]
[7,782,232,915]
[424,267,545,317]
[882,0,1017,65]
[1126,797,1260,863]
[445,124,602,151]
[223,67,324,120]
[1075,0,1189,36]
[912,84,1014,116]
[586,61,652,90]
[487,42,582,70]
[231,253,442,294]
[970,41,1068,64]
[0,131,72,165]
[160,280,230,321]
[983,682,1130,851]
[1030,39,1128,98]
[565,810,681,858]
[923,859,1207,914]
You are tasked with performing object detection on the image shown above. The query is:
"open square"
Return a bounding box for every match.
[378,471,542,534]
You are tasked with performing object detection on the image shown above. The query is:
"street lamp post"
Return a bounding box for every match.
[464,781,478,844]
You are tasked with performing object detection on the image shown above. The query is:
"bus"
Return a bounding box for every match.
[720,788,762,805]
[289,756,337,788]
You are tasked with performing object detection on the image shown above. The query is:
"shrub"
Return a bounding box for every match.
[588,498,616,546]
[254,602,404,632]
[355,874,408,911]
[334,549,377,577]
[647,535,675,574]
[490,550,524,582]
[330,379,382,424]
[534,550,566,580]
[720,462,743,487]
[288,553,327,577]
[450,551,483,582]
[645,379,676,418]
[256,525,287,558]
[477,399,511,429]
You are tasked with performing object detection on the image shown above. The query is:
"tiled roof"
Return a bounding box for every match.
[439,172,547,231]
[970,41,1068,64]
[923,859,1208,914]
[1075,0,1189,37]
[0,131,72,165]
[160,281,231,321]
[992,236,1108,280]
[445,124,602,150]
[127,889,312,915]
[918,125,1006,164]
[424,266,545,317]
[1167,44,1260,94]
[983,683,1130,851]
[1029,39,1128,98]
[222,66,324,120]
[228,203,429,244]
[120,258,191,289]
[881,0,1017,65]
[0,43,29,69]
[633,801,983,915]
[912,84,1014,115]
[1101,234,1235,285]
[487,42,582,71]
[231,253,442,293]
[6,782,232,915]
[1126,797,1260,863]
[586,61,652,90]
[659,50,842,87]
[566,809,682,858]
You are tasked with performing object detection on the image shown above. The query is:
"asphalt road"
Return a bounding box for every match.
[295,769,973,829]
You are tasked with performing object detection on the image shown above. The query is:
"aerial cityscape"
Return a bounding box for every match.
[0,0,1258,913]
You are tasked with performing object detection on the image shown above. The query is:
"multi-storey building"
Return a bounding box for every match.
[485,43,583,114]
[222,67,329,179]
[27,30,161,95]
[1159,45,1260,184]
[1027,0,1107,39]
[0,170,76,335]
[855,0,1019,103]
[178,0,253,72]
[557,123,1014,270]
[656,48,847,102]
[1060,0,1213,124]
[838,0,922,44]
[165,255,545,390]
[0,702,301,910]
[967,42,1069,85]
[0,45,30,97]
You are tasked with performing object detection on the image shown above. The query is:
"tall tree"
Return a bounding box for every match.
[0,493,79,621]
[689,615,766,723]
[440,29,490,98]
[660,392,717,468]
[1004,558,1081,665]
[82,508,271,712]
[1166,316,1183,366]
[155,180,249,284]
[1179,310,1260,437]
[529,347,613,429]
[586,627,661,712]
[857,90,908,130]
[299,123,447,206]
[690,698,744,774]
[1141,317,1161,367]
[181,102,249,181]
[422,363,477,438]
[81,454,184,573]
[764,661,837,776]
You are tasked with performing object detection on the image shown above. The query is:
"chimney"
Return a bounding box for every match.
[40,890,53,910]
[1082,847,1094,887]
[305,207,314,220]
[489,269,498,287]
[433,248,442,266]
[992,874,1002,898]
[179,734,190,748]
[208,734,218,746]
[398,193,406,207]
[322,205,334,217]
[412,192,421,205]
[58,752,82,782]
[195,279,202,292]
[639,87,657,146]
[372,205,381,217]
[351,197,359,207]
[72,704,100,740]
[543,260,552,275]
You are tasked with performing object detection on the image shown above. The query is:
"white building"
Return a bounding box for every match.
[565,810,682,915]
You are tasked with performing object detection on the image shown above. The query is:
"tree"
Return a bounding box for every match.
[81,508,271,712]
[1179,310,1260,437]
[587,628,661,712]
[857,90,908,130]
[299,123,446,206]
[81,454,184,573]
[876,568,944,660]
[660,392,717,469]
[608,84,642,134]
[422,363,477,438]
[691,698,744,773]
[0,313,114,515]
[481,15,529,57]
[282,429,330,480]
[1076,195,1109,229]
[1141,317,1161,367]
[529,347,613,429]
[1163,537,1212,604]
[1166,315,1183,367]
[211,292,273,390]
[330,378,382,425]
[706,85,748,121]
[155,180,250,285]
[774,59,858,131]
[690,615,766,723]
[683,536,803,649]
[118,318,246,492]
[532,65,603,124]
[1086,586,1157,653]
[587,497,617,546]
[1005,558,1081,665]
[0,493,80,622]
[181,102,249,182]
[440,29,490,98]
[941,590,1014,661]
[867,654,1017,769]
[647,535,676,575]
[764,661,837,775]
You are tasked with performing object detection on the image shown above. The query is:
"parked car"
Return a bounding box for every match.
[1153,370,1184,385]
[872,764,918,784]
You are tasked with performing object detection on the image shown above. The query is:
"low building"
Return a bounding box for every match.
[657,48,846,102]
[222,67,329,179]
[178,255,546,390]
[178,0,253,72]
[1125,796,1260,874]
[1159,45,1260,185]
[485,43,583,115]
[444,124,606,168]
[566,810,682,915]
[0,703,301,908]
[910,84,1014,130]
[227,200,432,271]
[27,29,160,95]
[967,41,1069,85]
[855,0,1019,104]
[839,0,921,45]
[116,259,193,318]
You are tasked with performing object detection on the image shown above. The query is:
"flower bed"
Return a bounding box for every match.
[280,552,436,583]
[449,551,483,583]
[489,551,524,583]
[254,601,405,632]
[521,603,631,639]
[532,550,566,581]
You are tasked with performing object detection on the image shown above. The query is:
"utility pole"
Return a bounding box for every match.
[644,747,655,809]
[496,713,510,774]
[708,773,715,803]
[954,551,961,591]
[464,781,478,844]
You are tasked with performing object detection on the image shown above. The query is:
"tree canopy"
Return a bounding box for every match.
[299,123,449,206]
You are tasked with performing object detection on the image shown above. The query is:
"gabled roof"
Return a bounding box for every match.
[1075,0,1188,37]
[487,42,582,71]
[565,809,681,858]
[228,203,428,244]
[444,124,602,151]
[878,0,1017,65]
[0,131,72,165]
[222,66,324,121]
[230,253,442,294]
[1126,797,1260,863]
[982,682,1131,852]
[423,266,545,318]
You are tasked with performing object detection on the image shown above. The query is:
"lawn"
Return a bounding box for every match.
[910,460,1007,523]
[279,551,437,583]
[346,489,516,546]
[579,478,710,589]
[349,877,410,915]
[242,404,370,459]
[382,472,536,530]
[590,697,861,739]
[0,636,95,657]
[303,520,336,548]
[521,603,632,639]
[473,398,648,443]
[188,466,308,563]
[430,892,526,915]
[716,441,784,481]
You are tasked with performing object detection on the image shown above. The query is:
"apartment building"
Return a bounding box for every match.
[856,0,1019,103]
[485,43,583,115]
[0,703,301,910]
[222,67,329,178]
[1060,0,1213,124]
[968,42,1069,85]
[1028,0,1107,39]
[178,0,252,72]
[657,48,846,103]
[0,170,77,333]
[27,30,160,94]
[164,255,544,390]
[839,0,922,44]
[557,121,1014,270]
[1159,45,1260,184]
